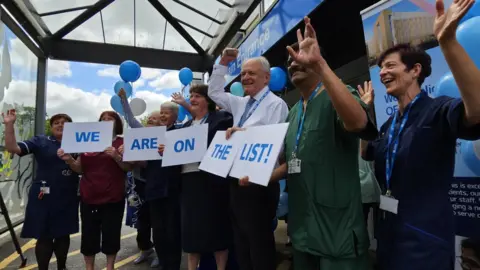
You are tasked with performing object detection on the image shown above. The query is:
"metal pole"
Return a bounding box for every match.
[0,191,27,267]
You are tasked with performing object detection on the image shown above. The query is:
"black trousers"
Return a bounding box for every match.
[134,180,153,251]
[149,195,182,270]
[230,180,279,270]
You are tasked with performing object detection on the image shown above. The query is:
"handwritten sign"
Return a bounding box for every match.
[123,126,166,161]
[229,123,289,186]
[199,131,245,177]
[61,122,114,153]
[162,124,209,167]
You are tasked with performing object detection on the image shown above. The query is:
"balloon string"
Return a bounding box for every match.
[182,85,187,97]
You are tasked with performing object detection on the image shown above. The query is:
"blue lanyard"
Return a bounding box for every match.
[238,90,270,127]
[293,84,322,156]
[198,114,209,124]
[385,94,421,193]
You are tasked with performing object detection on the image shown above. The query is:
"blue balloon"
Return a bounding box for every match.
[277,192,288,218]
[269,67,287,92]
[177,106,187,122]
[460,0,480,23]
[457,17,480,67]
[434,72,460,98]
[179,67,193,85]
[110,95,124,115]
[230,82,244,96]
[114,81,133,98]
[461,140,480,176]
[119,60,141,83]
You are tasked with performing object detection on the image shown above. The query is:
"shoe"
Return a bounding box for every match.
[134,249,154,264]
[150,257,160,268]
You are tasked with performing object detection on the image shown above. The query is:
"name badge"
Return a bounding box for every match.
[40,186,50,194]
[288,158,301,174]
[380,195,398,214]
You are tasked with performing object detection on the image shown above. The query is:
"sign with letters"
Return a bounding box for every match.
[162,124,209,167]
[199,131,246,178]
[229,123,289,186]
[123,126,166,161]
[61,122,114,153]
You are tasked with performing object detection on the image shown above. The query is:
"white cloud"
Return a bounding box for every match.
[97,67,118,78]
[1,80,171,122]
[48,60,72,78]
[132,79,145,89]
[149,71,181,91]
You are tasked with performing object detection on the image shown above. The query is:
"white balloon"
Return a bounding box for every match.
[129,98,147,116]
[474,139,480,160]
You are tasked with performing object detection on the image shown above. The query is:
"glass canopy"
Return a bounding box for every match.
[26,0,247,54]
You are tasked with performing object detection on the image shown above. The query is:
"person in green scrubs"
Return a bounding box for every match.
[265,17,378,269]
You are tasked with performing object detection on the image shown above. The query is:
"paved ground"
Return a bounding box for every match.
[0,221,293,270]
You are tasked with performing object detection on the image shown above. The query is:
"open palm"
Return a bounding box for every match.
[2,109,16,124]
[287,17,324,67]
[357,81,374,107]
[434,0,474,42]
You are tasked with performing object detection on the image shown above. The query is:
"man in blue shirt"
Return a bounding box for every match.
[361,0,480,269]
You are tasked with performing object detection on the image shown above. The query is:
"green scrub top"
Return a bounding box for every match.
[358,154,381,204]
[284,85,377,259]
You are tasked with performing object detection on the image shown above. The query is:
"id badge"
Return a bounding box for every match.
[380,195,398,214]
[40,186,50,194]
[288,158,301,174]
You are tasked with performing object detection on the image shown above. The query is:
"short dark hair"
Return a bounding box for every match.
[99,111,123,136]
[49,113,72,126]
[190,84,216,112]
[377,43,432,86]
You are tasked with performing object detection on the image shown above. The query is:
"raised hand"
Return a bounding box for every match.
[171,92,188,107]
[2,109,17,125]
[219,48,238,66]
[357,81,375,107]
[434,0,475,43]
[118,88,127,100]
[286,17,324,67]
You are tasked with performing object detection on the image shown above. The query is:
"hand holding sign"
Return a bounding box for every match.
[118,144,124,155]
[57,148,71,161]
[105,146,119,159]
[239,176,250,187]
[226,126,245,140]
[158,144,165,156]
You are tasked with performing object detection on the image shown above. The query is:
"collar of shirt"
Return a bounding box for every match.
[252,86,269,100]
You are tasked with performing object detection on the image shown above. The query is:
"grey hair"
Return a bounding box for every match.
[160,102,179,116]
[149,110,161,116]
[243,56,271,73]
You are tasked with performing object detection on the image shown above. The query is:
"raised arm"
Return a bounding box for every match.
[2,109,22,155]
[118,89,143,128]
[171,92,195,118]
[59,151,83,174]
[287,17,369,132]
[434,0,480,126]
[208,48,244,113]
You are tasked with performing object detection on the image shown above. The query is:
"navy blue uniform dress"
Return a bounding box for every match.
[18,135,80,239]
[364,92,480,270]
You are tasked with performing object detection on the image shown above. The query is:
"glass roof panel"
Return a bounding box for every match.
[159,0,213,34]
[177,0,230,21]
[135,0,167,49]
[41,10,84,34]
[65,12,104,43]
[29,0,98,14]
[101,0,134,46]
[181,23,212,50]
[164,23,195,53]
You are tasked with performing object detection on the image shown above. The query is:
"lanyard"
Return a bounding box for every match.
[293,84,322,157]
[385,94,421,194]
[237,90,270,127]
[198,114,209,124]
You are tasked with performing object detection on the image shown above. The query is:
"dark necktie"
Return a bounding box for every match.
[238,97,256,127]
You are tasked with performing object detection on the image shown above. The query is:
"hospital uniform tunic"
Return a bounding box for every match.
[364,92,480,270]
[284,86,377,270]
[18,135,80,239]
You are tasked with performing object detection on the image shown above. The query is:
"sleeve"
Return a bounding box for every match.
[208,65,244,114]
[362,120,388,161]
[121,98,143,128]
[17,135,42,156]
[336,85,378,141]
[268,100,289,124]
[437,97,480,140]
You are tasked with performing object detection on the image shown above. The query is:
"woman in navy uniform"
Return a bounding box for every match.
[2,110,79,270]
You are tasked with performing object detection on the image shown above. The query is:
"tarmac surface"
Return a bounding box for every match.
[0,220,293,270]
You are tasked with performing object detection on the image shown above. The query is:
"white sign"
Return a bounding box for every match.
[162,124,209,167]
[61,122,114,153]
[229,123,289,186]
[199,131,245,178]
[123,126,166,161]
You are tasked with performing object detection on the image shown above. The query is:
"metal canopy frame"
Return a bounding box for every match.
[2,0,263,72]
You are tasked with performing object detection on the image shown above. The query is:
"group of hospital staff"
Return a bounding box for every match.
[2,0,480,269]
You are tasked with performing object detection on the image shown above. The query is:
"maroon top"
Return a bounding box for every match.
[80,137,125,205]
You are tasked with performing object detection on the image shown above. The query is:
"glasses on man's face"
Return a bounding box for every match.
[457,256,480,270]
